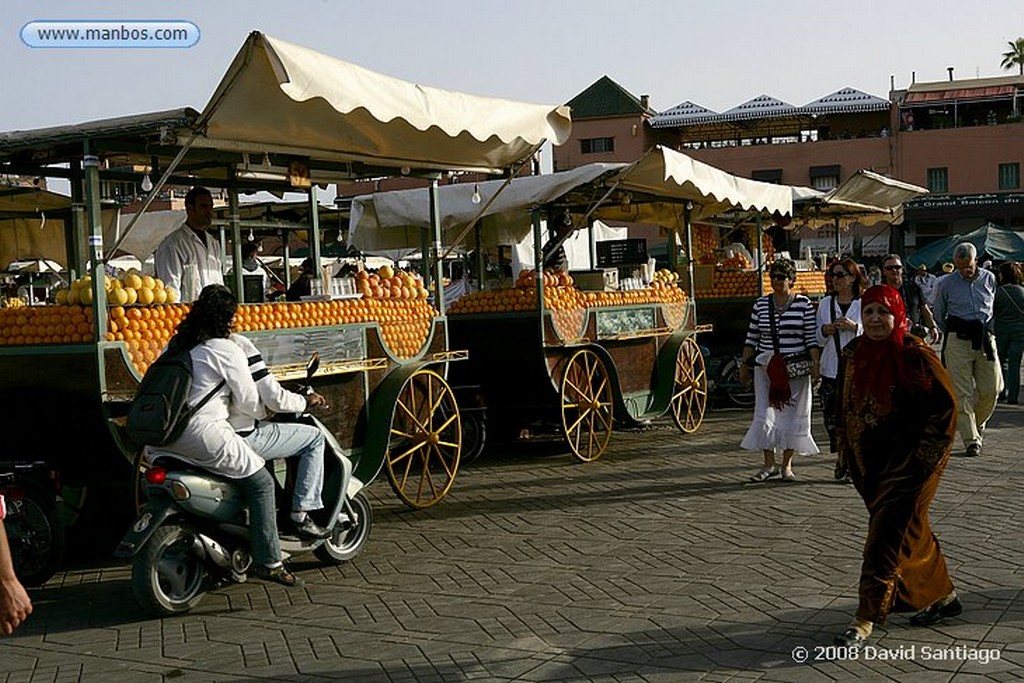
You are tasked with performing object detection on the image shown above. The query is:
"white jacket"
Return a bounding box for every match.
[815,295,862,380]
[229,334,308,432]
[154,225,224,302]
[161,337,263,479]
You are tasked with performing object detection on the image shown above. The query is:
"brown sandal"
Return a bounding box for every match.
[255,565,304,587]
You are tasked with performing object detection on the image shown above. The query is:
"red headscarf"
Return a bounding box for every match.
[852,284,928,410]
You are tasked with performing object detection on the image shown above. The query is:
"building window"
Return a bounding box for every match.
[580,137,614,154]
[809,165,841,191]
[926,167,948,194]
[999,163,1020,190]
[751,169,783,184]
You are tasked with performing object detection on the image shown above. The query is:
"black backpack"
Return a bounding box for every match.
[125,344,225,448]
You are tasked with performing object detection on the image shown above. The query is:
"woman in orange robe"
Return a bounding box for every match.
[833,284,961,647]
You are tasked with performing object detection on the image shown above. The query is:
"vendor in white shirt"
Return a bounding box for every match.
[154,186,223,303]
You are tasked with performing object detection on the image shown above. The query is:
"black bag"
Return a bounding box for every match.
[125,345,224,448]
[784,352,813,378]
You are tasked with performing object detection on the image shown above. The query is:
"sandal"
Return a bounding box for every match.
[254,565,305,587]
[781,470,797,482]
[750,466,779,482]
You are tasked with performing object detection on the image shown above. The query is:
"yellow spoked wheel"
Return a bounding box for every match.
[560,348,614,463]
[671,337,708,433]
[386,369,462,509]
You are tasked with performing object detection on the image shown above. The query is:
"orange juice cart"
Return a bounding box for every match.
[350,146,793,461]
[0,30,572,554]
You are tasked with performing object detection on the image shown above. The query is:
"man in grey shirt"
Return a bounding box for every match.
[932,242,1003,457]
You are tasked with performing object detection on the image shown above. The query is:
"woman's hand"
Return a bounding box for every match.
[738,363,751,386]
[835,316,857,332]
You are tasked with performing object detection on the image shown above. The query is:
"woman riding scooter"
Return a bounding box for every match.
[156,284,327,587]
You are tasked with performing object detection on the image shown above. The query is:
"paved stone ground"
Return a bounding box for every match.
[2,401,1022,682]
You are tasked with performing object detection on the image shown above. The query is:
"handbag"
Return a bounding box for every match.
[784,352,812,378]
[768,295,813,379]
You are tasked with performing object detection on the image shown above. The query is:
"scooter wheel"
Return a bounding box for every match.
[314,491,373,565]
[3,480,65,588]
[131,524,207,615]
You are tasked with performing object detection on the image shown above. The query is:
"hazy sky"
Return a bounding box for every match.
[2,0,1021,132]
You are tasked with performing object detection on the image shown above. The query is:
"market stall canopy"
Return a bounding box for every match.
[793,170,928,228]
[1,32,571,188]
[0,187,117,269]
[349,164,625,252]
[593,145,793,224]
[111,200,348,260]
[907,223,1024,269]
[349,147,793,253]
[194,31,572,174]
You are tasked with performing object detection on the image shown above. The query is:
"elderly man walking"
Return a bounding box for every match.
[933,242,1003,457]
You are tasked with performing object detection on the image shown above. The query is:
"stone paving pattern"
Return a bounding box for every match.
[1,402,1022,682]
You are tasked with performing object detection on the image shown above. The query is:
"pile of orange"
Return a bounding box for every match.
[354,266,430,301]
[761,270,825,296]
[449,278,688,317]
[693,224,718,264]
[697,271,761,300]
[0,305,97,346]
[107,304,189,375]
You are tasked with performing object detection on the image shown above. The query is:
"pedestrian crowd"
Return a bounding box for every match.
[738,246,1019,649]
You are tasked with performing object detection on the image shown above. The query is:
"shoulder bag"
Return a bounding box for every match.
[768,296,812,379]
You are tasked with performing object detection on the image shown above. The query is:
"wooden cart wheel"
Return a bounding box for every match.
[386,369,462,509]
[671,337,708,433]
[560,348,614,463]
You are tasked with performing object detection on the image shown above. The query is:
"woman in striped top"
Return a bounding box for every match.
[738,258,821,482]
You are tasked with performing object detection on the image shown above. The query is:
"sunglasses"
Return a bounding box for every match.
[830,271,848,278]
[770,273,789,281]
[883,265,902,271]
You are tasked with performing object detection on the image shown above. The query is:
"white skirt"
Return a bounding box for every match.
[740,366,819,455]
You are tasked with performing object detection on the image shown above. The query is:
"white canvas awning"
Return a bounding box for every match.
[350,147,793,253]
[600,145,794,223]
[793,170,928,228]
[193,31,572,174]
[349,164,625,252]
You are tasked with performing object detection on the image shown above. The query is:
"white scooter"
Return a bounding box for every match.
[116,354,372,615]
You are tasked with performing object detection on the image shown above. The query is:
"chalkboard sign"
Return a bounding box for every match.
[596,238,647,267]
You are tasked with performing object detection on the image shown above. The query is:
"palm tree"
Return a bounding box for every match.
[1001,38,1024,75]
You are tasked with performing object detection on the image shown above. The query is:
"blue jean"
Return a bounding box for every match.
[997,332,1024,403]
[244,422,325,512]
[235,467,280,567]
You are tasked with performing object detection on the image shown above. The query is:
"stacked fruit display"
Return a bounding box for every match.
[761,270,827,296]
[694,271,761,299]
[234,298,437,361]
[57,272,179,307]
[2,293,439,374]
[106,304,189,375]
[693,225,718,264]
[355,265,430,301]
[448,268,688,317]
[0,304,97,346]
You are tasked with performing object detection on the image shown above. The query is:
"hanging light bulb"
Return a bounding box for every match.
[247,228,255,242]
[471,184,482,204]
[262,152,272,169]
[140,174,153,192]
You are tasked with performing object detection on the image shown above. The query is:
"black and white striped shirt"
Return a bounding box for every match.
[744,294,819,355]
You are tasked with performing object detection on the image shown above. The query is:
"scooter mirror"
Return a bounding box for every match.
[307,352,320,379]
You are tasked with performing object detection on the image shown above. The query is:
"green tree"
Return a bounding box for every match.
[1001,37,1024,75]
